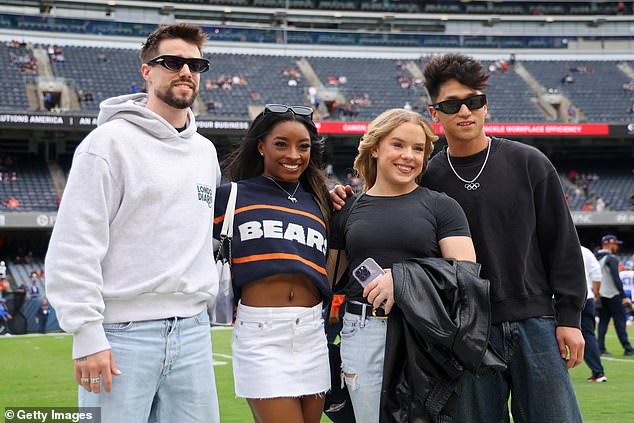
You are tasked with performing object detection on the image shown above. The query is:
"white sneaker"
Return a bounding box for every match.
[587,375,607,383]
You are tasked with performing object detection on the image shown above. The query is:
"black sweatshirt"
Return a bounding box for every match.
[422,137,586,327]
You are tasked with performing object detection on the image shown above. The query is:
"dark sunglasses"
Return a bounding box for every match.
[431,94,487,114]
[146,55,210,73]
[264,104,314,119]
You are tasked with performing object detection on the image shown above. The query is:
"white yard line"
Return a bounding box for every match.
[601,357,634,363]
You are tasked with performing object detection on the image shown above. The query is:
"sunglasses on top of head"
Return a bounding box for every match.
[431,94,487,115]
[264,104,314,119]
[146,55,210,73]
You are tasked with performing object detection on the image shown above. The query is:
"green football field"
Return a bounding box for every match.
[1,326,633,423]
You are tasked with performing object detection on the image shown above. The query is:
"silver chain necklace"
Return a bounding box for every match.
[446,139,491,191]
[263,176,300,203]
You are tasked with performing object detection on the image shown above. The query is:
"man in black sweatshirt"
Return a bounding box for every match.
[420,54,586,423]
[595,234,634,356]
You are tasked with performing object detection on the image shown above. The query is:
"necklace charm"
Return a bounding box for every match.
[263,176,301,203]
[447,139,491,191]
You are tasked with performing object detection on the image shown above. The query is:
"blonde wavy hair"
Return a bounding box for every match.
[353,108,438,190]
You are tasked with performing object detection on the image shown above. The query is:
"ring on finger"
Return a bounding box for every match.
[90,376,101,384]
[80,377,90,384]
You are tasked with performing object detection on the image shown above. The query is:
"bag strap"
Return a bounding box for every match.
[220,182,238,239]
[332,192,364,288]
[332,250,343,287]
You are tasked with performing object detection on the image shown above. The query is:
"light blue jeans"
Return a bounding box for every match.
[340,310,388,423]
[455,317,582,423]
[79,309,220,423]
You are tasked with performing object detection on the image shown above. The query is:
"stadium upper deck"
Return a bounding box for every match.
[2,0,634,52]
[32,1,634,16]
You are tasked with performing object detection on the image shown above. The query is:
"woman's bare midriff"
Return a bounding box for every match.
[240,274,321,307]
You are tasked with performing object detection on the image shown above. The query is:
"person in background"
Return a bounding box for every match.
[580,245,607,382]
[0,277,9,298]
[45,23,221,422]
[619,261,634,321]
[29,272,40,299]
[595,234,634,357]
[35,298,50,334]
[0,298,11,334]
[620,260,633,300]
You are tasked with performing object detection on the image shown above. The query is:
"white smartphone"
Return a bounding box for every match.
[352,258,385,288]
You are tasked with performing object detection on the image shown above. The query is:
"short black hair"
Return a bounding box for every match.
[423,53,488,101]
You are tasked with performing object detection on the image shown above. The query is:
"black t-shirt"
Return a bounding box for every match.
[329,186,471,304]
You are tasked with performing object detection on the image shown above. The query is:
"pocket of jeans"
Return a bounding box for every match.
[103,321,134,332]
[235,319,269,336]
[340,317,358,338]
[194,312,211,326]
[295,317,324,339]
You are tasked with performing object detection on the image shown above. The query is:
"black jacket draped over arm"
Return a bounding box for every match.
[380,258,507,423]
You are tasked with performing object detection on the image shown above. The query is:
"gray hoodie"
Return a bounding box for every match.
[45,94,221,358]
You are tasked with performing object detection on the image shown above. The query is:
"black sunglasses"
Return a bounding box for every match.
[146,55,210,73]
[431,94,487,114]
[264,104,314,119]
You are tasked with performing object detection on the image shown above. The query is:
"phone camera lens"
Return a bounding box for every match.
[355,266,370,281]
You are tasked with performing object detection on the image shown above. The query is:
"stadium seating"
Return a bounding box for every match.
[559,174,589,211]
[170,0,628,15]
[48,45,144,112]
[0,44,625,125]
[2,38,634,211]
[0,43,33,112]
[201,53,309,117]
[483,64,546,122]
[558,164,634,211]
[307,56,426,120]
[0,154,59,212]
[3,258,59,333]
[6,259,45,295]
[2,11,619,49]
[521,61,634,123]
[586,173,634,211]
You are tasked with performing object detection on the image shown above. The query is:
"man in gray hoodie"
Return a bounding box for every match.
[45,23,221,422]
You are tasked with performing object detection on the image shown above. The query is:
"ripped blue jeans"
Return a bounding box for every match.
[340,311,388,423]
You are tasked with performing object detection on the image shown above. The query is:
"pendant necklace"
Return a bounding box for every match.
[263,176,300,203]
[446,138,491,191]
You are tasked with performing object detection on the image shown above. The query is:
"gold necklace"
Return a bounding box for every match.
[263,176,300,203]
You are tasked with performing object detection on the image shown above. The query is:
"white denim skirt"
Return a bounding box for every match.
[232,301,330,399]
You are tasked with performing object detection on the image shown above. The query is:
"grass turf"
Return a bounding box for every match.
[1,327,633,422]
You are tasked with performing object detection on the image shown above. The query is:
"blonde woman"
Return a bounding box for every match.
[327,109,476,423]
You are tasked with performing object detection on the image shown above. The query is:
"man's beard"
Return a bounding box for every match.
[156,83,197,109]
